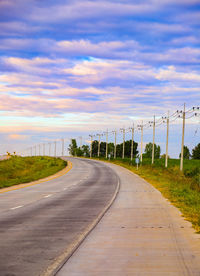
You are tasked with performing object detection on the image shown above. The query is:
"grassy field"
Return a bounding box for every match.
[0,156,67,189]
[95,156,200,232]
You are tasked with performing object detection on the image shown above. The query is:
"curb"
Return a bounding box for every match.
[41,171,120,276]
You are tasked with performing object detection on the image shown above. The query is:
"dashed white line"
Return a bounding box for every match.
[11,205,23,210]
[44,194,52,198]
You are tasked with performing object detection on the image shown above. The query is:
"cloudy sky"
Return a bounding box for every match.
[0,0,200,157]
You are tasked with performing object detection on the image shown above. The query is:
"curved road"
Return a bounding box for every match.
[0,158,119,276]
[57,160,200,276]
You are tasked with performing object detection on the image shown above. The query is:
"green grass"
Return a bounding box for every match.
[93,156,200,232]
[0,156,67,189]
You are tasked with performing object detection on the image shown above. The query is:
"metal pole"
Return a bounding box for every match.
[180,104,186,171]
[131,124,134,161]
[122,128,125,159]
[43,143,45,156]
[38,144,40,156]
[152,115,155,164]
[106,130,108,159]
[165,112,169,168]
[114,130,117,159]
[141,121,143,163]
[34,146,36,156]
[30,147,32,157]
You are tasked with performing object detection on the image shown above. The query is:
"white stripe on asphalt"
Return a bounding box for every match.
[44,194,52,198]
[11,205,23,210]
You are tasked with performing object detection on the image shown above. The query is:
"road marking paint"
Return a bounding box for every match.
[11,205,23,210]
[44,194,52,198]
[63,188,67,190]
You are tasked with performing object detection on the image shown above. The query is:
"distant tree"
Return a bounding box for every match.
[76,147,83,156]
[144,142,161,159]
[92,140,98,156]
[68,139,77,156]
[82,145,90,157]
[81,145,90,157]
[100,142,106,157]
[192,143,200,159]
[116,140,138,158]
[161,154,170,159]
[179,145,190,159]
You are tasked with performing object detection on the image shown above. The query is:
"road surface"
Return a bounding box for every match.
[57,160,200,276]
[0,158,118,276]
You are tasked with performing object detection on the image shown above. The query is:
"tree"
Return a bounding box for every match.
[179,145,190,159]
[192,143,200,159]
[92,140,99,156]
[144,142,161,159]
[81,145,90,157]
[116,140,138,158]
[68,139,78,156]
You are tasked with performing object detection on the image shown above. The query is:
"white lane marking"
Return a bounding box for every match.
[11,205,23,210]
[44,194,52,198]
[63,188,67,190]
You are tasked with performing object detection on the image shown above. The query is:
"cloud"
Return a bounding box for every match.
[8,134,28,140]
[156,66,200,83]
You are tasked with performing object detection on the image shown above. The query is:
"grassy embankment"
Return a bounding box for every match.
[95,156,200,232]
[0,156,67,189]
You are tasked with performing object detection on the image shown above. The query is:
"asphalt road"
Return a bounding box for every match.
[0,157,118,276]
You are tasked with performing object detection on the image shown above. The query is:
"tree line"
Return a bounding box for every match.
[68,139,200,160]
[68,139,139,158]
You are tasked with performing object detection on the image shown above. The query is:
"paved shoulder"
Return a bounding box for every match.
[57,161,200,276]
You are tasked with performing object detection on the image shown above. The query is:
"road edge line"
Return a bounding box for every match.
[41,174,120,276]
[0,160,72,194]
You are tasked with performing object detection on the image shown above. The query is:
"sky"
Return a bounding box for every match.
[0,0,200,157]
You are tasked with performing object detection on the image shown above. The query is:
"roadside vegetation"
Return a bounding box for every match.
[69,139,200,232]
[0,156,67,189]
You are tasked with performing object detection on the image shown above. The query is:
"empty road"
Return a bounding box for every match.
[58,160,200,276]
[0,158,119,276]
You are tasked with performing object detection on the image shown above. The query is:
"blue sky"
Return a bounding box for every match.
[0,0,200,157]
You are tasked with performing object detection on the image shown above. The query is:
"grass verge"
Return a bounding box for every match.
[93,157,200,232]
[0,156,67,189]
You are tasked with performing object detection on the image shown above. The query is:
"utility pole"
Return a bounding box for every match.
[165,111,169,168]
[43,143,45,156]
[89,135,93,158]
[139,121,143,163]
[122,128,125,159]
[131,124,134,161]
[54,141,57,157]
[49,142,51,156]
[30,147,32,157]
[114,130,117,159]
[97,134,101,158]
[61,138,64,156]
[38,144,40,156]
[152,115,155,164]
[180,104,186,171]
[79,136,82,148]
[106,130,108,159]
[34,145,36,156]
